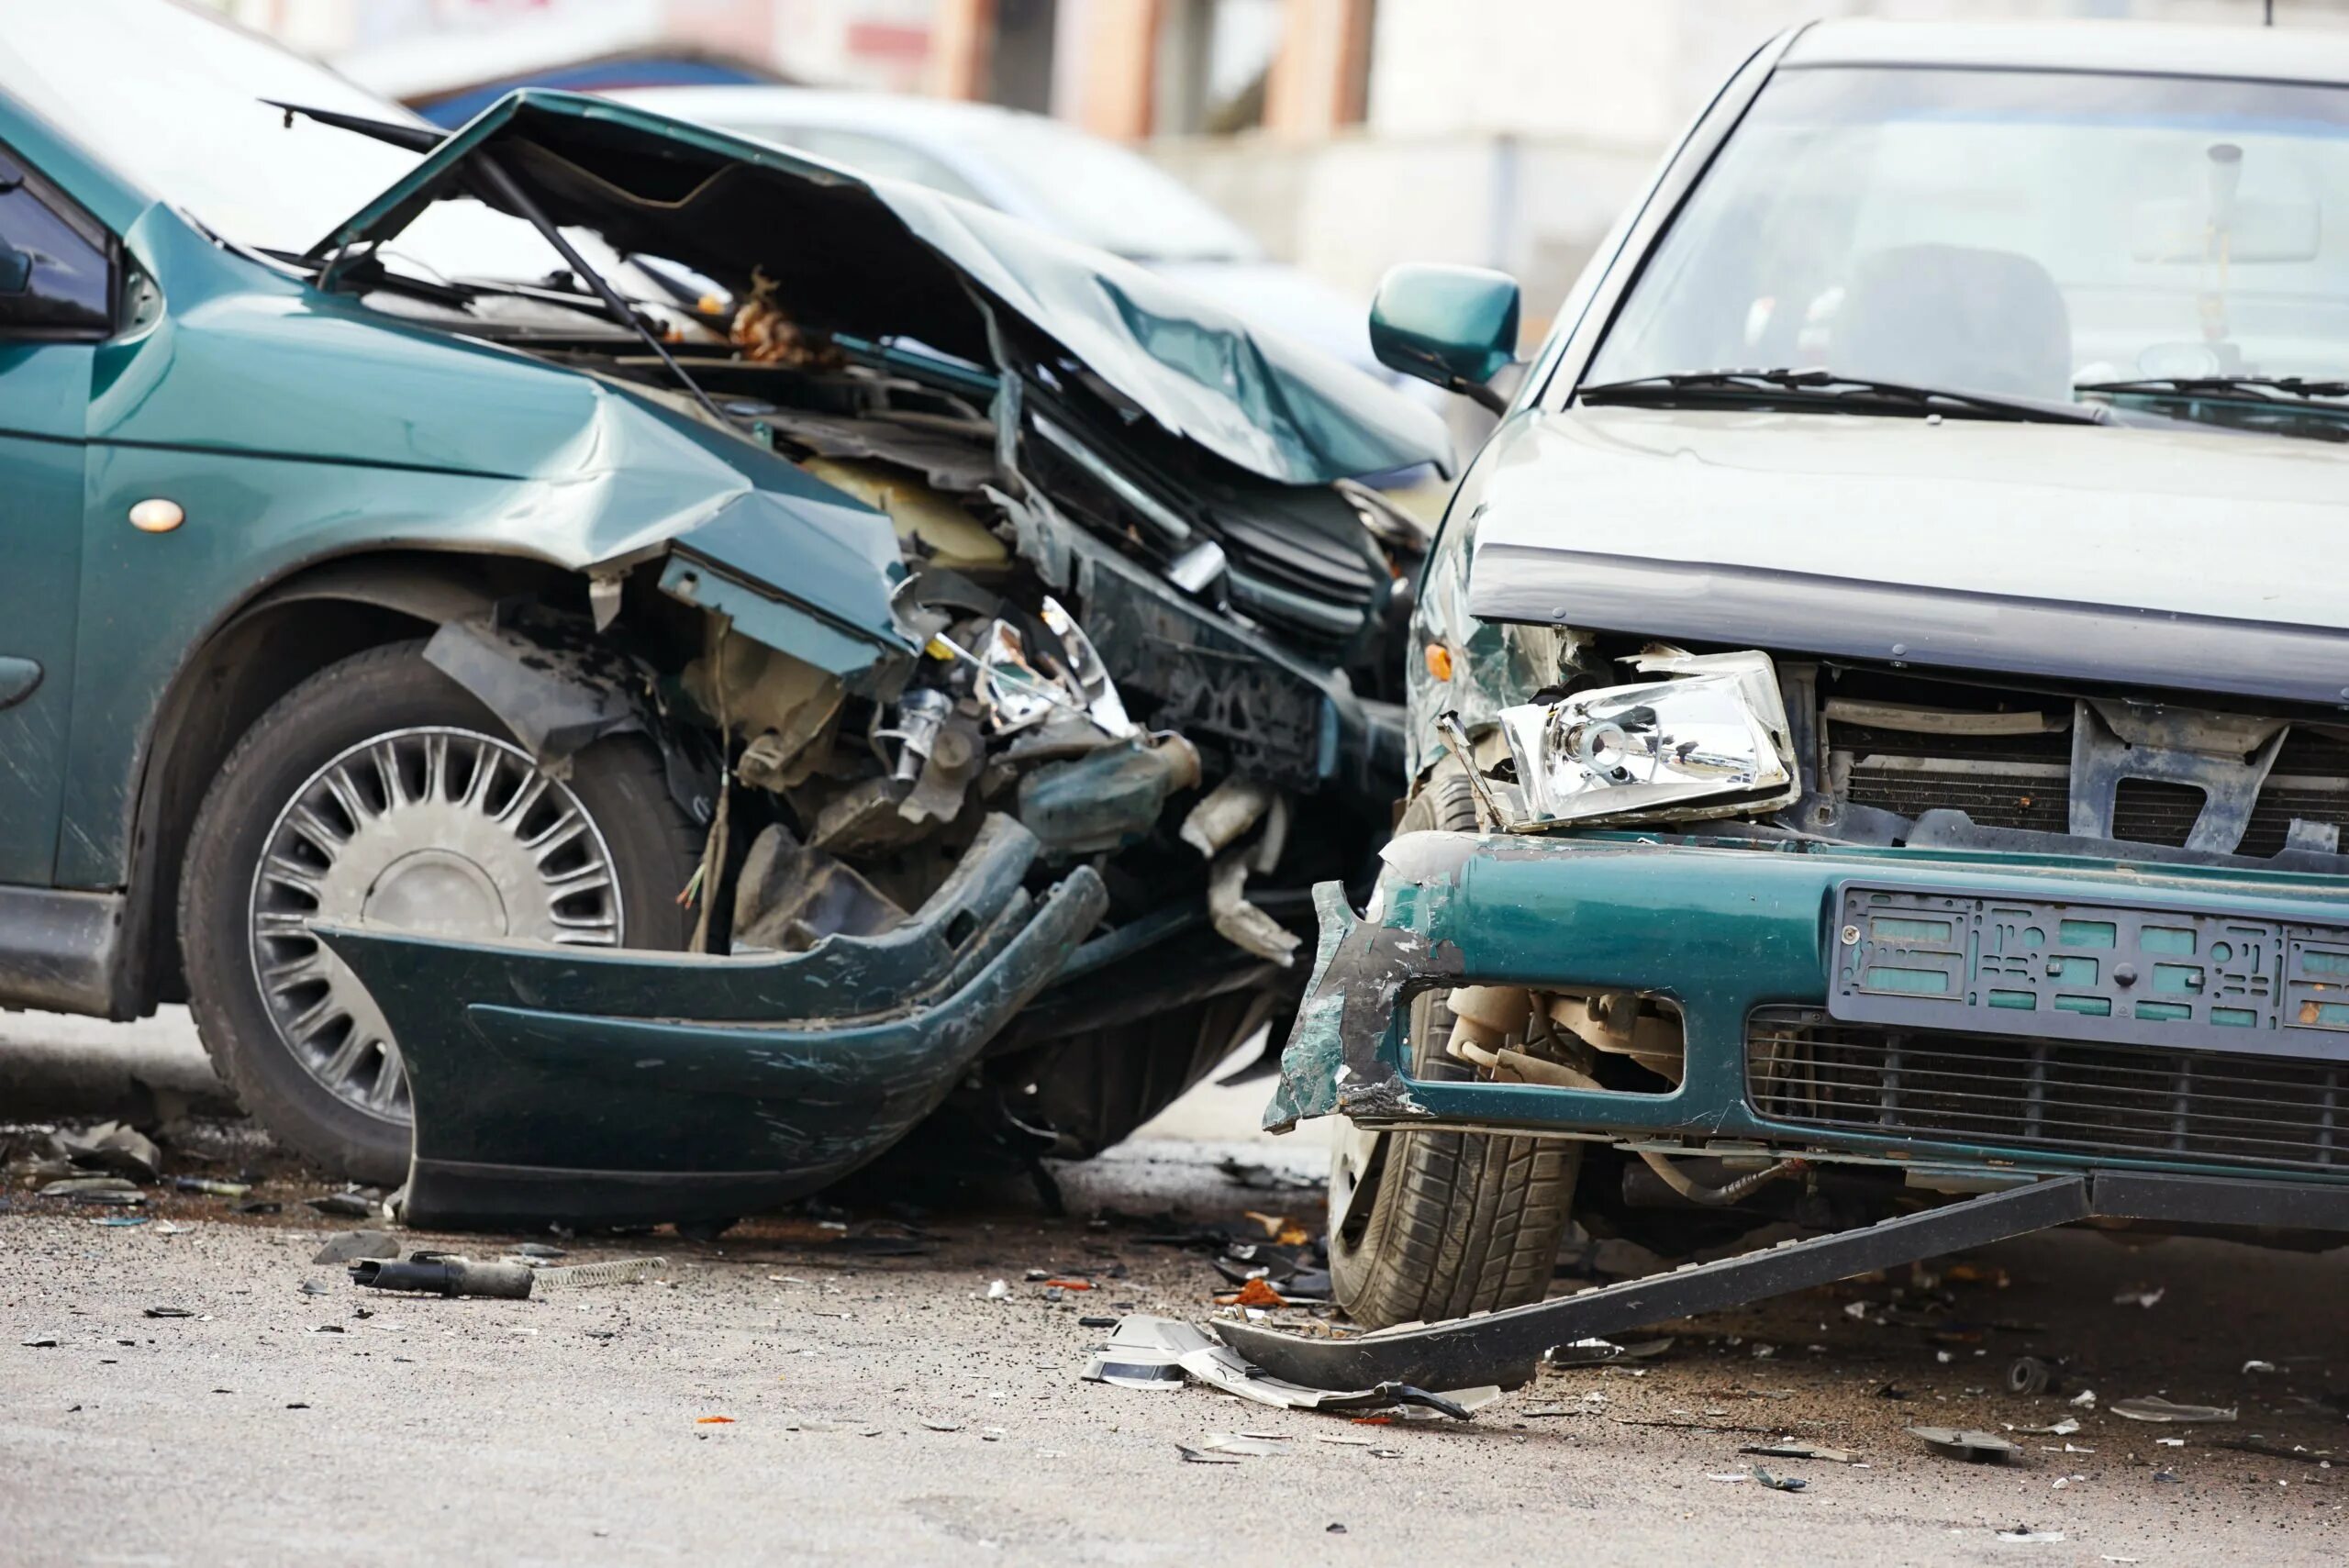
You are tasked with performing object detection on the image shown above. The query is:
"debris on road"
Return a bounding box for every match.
[1906,1427,2018,1463]
[53,1121,161,1183]
[1175,1444,1241,1464]
[2111,1285,2166,1308]
[1196,1433,1292,1457]
[530,1258,667,1289]
[172,1177,251,1198]
[2111,1396,2237,1424]
[39,1174,143,1203]
[350,1257,535,1300]
[312,1231,400,1265]
[2009,1418,2080,1437]
[1742,1442,1858,1464]
[1750,1465,1808,1492]
[142,1307,194,1319]
[305,1190,381,1218]
[1083,1317,1488,1418]
[1995,1527,2066,1543]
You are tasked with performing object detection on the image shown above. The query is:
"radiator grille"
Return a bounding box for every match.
[1746,1005,2349,1171]
[1838,724,2349,857]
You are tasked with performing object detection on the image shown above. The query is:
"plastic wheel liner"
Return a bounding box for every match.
[315,814,1105,1229]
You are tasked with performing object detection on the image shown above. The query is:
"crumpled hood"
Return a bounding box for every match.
[311,90,1452,488]
[1466,406,2349,707]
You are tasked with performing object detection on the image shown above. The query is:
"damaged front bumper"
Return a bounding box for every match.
[317,815,1104,1229]
[1270,829,2349,1188]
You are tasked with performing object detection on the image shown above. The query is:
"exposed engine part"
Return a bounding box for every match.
[800,454,1008,573]
[1635,1151,1807,1208]
[1548,992,1687,1084]
[883,688,952,784]
[685,628,842,793]
[811,775,926,854]
[1180,777,1275,859]
[902,713,983,826]
[1444,984,1531,1060]
[1018,734,1201,859]
[1207,852,1301,966]
[732,822,907,953]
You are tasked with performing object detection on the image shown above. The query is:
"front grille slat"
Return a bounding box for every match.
[1747,1006,2349,1172]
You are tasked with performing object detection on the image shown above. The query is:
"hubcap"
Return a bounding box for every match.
[247,727,623,1120]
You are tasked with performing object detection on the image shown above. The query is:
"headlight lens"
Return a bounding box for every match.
[1493,651,1798,829]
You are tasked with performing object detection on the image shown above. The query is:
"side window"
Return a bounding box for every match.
[0,146,114,338]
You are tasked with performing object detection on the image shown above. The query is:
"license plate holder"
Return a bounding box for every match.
[1827,884,2349,1058]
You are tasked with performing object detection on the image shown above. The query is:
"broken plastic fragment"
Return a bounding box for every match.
[1084,1317,1485,1418]
[2111,1396,2236,1424]
[1906,1427,2016,1463]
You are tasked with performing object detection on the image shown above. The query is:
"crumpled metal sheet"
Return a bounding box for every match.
[313,91,1453,488]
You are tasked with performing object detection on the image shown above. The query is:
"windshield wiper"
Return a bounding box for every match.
[2076,374,2349,403]
[1579,367,2109,426]
[470,155,734,428]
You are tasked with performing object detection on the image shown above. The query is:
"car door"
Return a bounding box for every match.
[0,139,109,885]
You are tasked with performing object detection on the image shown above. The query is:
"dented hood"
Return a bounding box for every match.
[311,91,1452,488]
[1467,406,2349,708]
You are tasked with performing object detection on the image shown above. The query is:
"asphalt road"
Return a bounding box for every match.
[5,1011,2348,1566]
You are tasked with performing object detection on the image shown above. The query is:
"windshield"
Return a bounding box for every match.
[1587,65,2349,411]
[957,114,1263,264]
[0,0,428,251]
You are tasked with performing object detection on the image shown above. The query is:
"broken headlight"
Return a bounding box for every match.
[1493,651,1798,829]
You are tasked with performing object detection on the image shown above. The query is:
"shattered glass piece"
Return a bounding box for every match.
[1038,596,1134,739]
[974,621,1081,734]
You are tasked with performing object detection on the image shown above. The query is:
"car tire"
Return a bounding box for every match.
[1326,766,1580,1328]
[179,639,703,1184]
[1008,989,1269,1160]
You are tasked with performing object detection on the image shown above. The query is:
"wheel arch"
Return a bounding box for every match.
[116,548,589,1018]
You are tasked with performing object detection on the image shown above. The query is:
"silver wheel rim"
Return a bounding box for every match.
[247,726,624,1120]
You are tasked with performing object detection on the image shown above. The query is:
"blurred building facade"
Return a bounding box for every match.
[210,0,2349,320]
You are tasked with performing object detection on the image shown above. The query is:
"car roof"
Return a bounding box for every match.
[1786,18,2349,87]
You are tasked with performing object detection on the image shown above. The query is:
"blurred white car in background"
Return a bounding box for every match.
[602,86,1387,384]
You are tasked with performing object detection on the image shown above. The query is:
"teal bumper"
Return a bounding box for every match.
[317,815,1106,1230]
[1269,830,2349,1184]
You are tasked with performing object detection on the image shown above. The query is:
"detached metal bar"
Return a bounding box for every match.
[1214,1176,2092,1392]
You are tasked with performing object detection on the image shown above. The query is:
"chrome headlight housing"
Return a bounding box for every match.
[1492,651,1798,830]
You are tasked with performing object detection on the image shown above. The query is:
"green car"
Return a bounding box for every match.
[1271,19,2349,1330]
[0,3,1449,1216]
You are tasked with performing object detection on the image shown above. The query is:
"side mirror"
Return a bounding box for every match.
[1370,263,1521,413]
[0,245,29,295]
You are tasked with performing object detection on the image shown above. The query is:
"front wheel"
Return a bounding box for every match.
[1326,767,1580,1328]
[178,640,703,1184]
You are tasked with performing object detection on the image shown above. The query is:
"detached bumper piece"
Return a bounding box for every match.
[1215,1172,2349,1392]
[317,814,1105,1230]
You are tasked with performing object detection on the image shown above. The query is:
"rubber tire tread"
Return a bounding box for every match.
[1013,990,1264,1159]
[1328,767,1580,1329]
[178,639,703,1184]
